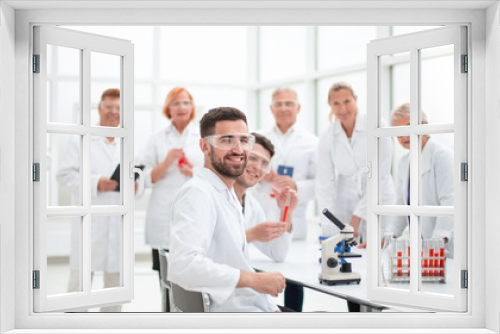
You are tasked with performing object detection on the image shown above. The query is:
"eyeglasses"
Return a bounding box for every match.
[271,100,298,108]
[247,151,272,173]
[171,100,192,108]
[100,102,120,111]
[204,133,255,151]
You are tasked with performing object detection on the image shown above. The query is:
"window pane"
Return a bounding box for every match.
[379,136,401,206]
[90,137,122,205]
[91,52,121,128]
[420,227,453,295]
[381,215,411,291]
[259,26,306,82]
[49,133,82,207]
[47,45,81,124]
[134,110,154,153]
[317,72,366,134]
[47,216,81,295]
[421,46,454,125]
[387,52,411,127]
[159,26,247,84]
[419,133,454,206]
[317,26,376,71]
[91,215,123,291]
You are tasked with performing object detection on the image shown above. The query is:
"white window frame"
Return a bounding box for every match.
[3,3,493,333]
[32,25,135,312]
[366,26,467,312]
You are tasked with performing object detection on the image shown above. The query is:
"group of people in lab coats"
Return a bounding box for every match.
[57,82,454,312]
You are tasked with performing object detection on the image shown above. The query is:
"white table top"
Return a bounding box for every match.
[249,240,454,311]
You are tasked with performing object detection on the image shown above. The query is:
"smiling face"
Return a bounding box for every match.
[169,90,194,126]
[98,96,120,127]
[235,143,271,189]
[328,88,358,127]
[393,116,411,150]
[203,120,250,179]
[270,90,301,132]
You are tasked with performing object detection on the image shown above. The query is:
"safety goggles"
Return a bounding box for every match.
[247,151,272,173]
[204,133,255,151]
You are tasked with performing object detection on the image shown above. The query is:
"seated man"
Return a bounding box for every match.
[168,107,286,312]
[234,132,298,263]
[385,103,454,257]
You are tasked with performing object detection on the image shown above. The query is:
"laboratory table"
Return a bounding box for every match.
[249,240,454,312]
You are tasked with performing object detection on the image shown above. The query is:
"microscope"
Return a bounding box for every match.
[319,209,361,285]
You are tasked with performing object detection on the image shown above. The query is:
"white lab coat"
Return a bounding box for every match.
[251,124,318,240]
[244,193,291,262]
[168,167,279,312]
[57,135,121,272]
[384,138,454,257]
[137,123,203,249]
[316,113,397,239]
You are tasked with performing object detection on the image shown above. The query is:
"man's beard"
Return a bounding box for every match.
[210,147,247,179]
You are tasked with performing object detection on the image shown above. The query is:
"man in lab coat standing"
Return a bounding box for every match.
[168,107,286,312]
[251,88,318,311]
[57,88,123,312]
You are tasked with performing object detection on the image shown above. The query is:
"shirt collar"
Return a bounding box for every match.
[196,167,231,193]
[333,112,366,134]
[273,123,297,136]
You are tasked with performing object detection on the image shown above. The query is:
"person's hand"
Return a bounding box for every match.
[179,161,193,177]
[349,215,361,238]
[272,187,299,211]
[98,177,118,192]
[238,271,286,297]
[246,222,287,243]
[165,148,185,166]
[273,175,297,191]
[357,242,367,249]
[262,169,276,183]
[134,181,138,194]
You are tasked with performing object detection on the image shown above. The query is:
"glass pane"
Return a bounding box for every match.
[90,136,122,206]
[159,26,247,84]
[385,52,410,127]
[91,52,121,128]
[134,110,154,153]
[317,26,376,71]
[380,215,411,291]
[47,44,81,124]
[258,84,309,133]
[91,215,123,291]
[316,73,367,135]
[420,45,454,125]
[50,133,82,206]
[379,136,399,206]
[47,216,81,295]
[419,133,454,206]
[259,26,306,82]
[420,224,453,295]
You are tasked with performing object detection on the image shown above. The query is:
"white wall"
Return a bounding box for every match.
[0,2,16,333]
[485,2,500,333]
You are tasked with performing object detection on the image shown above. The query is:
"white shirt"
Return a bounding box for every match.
[243,192,291,263]
[168,167,279,312]
[384,138,454,257]
[57,136,121,272]
[316,113,397,238]
[137,122,203,249]
[251,124,318,240]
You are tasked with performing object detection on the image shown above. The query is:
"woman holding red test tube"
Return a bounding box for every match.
[137,87,203,284]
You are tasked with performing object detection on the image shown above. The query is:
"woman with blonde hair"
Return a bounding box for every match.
[138,87,203,282]
[316,82,396,247]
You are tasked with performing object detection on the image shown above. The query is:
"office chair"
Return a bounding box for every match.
[170,281,210,312]
[158,248,172,312]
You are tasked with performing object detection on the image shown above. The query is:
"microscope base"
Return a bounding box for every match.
[319,273,361,286]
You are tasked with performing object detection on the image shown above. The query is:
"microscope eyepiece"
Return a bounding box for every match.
[322,208,346,230]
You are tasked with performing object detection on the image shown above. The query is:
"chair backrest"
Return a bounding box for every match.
[170,282,210,313]
[158,249,170,290]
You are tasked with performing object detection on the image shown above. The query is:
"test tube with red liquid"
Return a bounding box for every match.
[422,239,429,277]
[397,239,403,277]
[281,193,291,223]
[428,239,435,277]
[439,238,445,277]
[433,239,440,277]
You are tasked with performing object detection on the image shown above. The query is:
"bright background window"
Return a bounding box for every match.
[45,25,450,312]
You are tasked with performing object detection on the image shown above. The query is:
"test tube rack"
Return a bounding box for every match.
[388,238,446,283]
